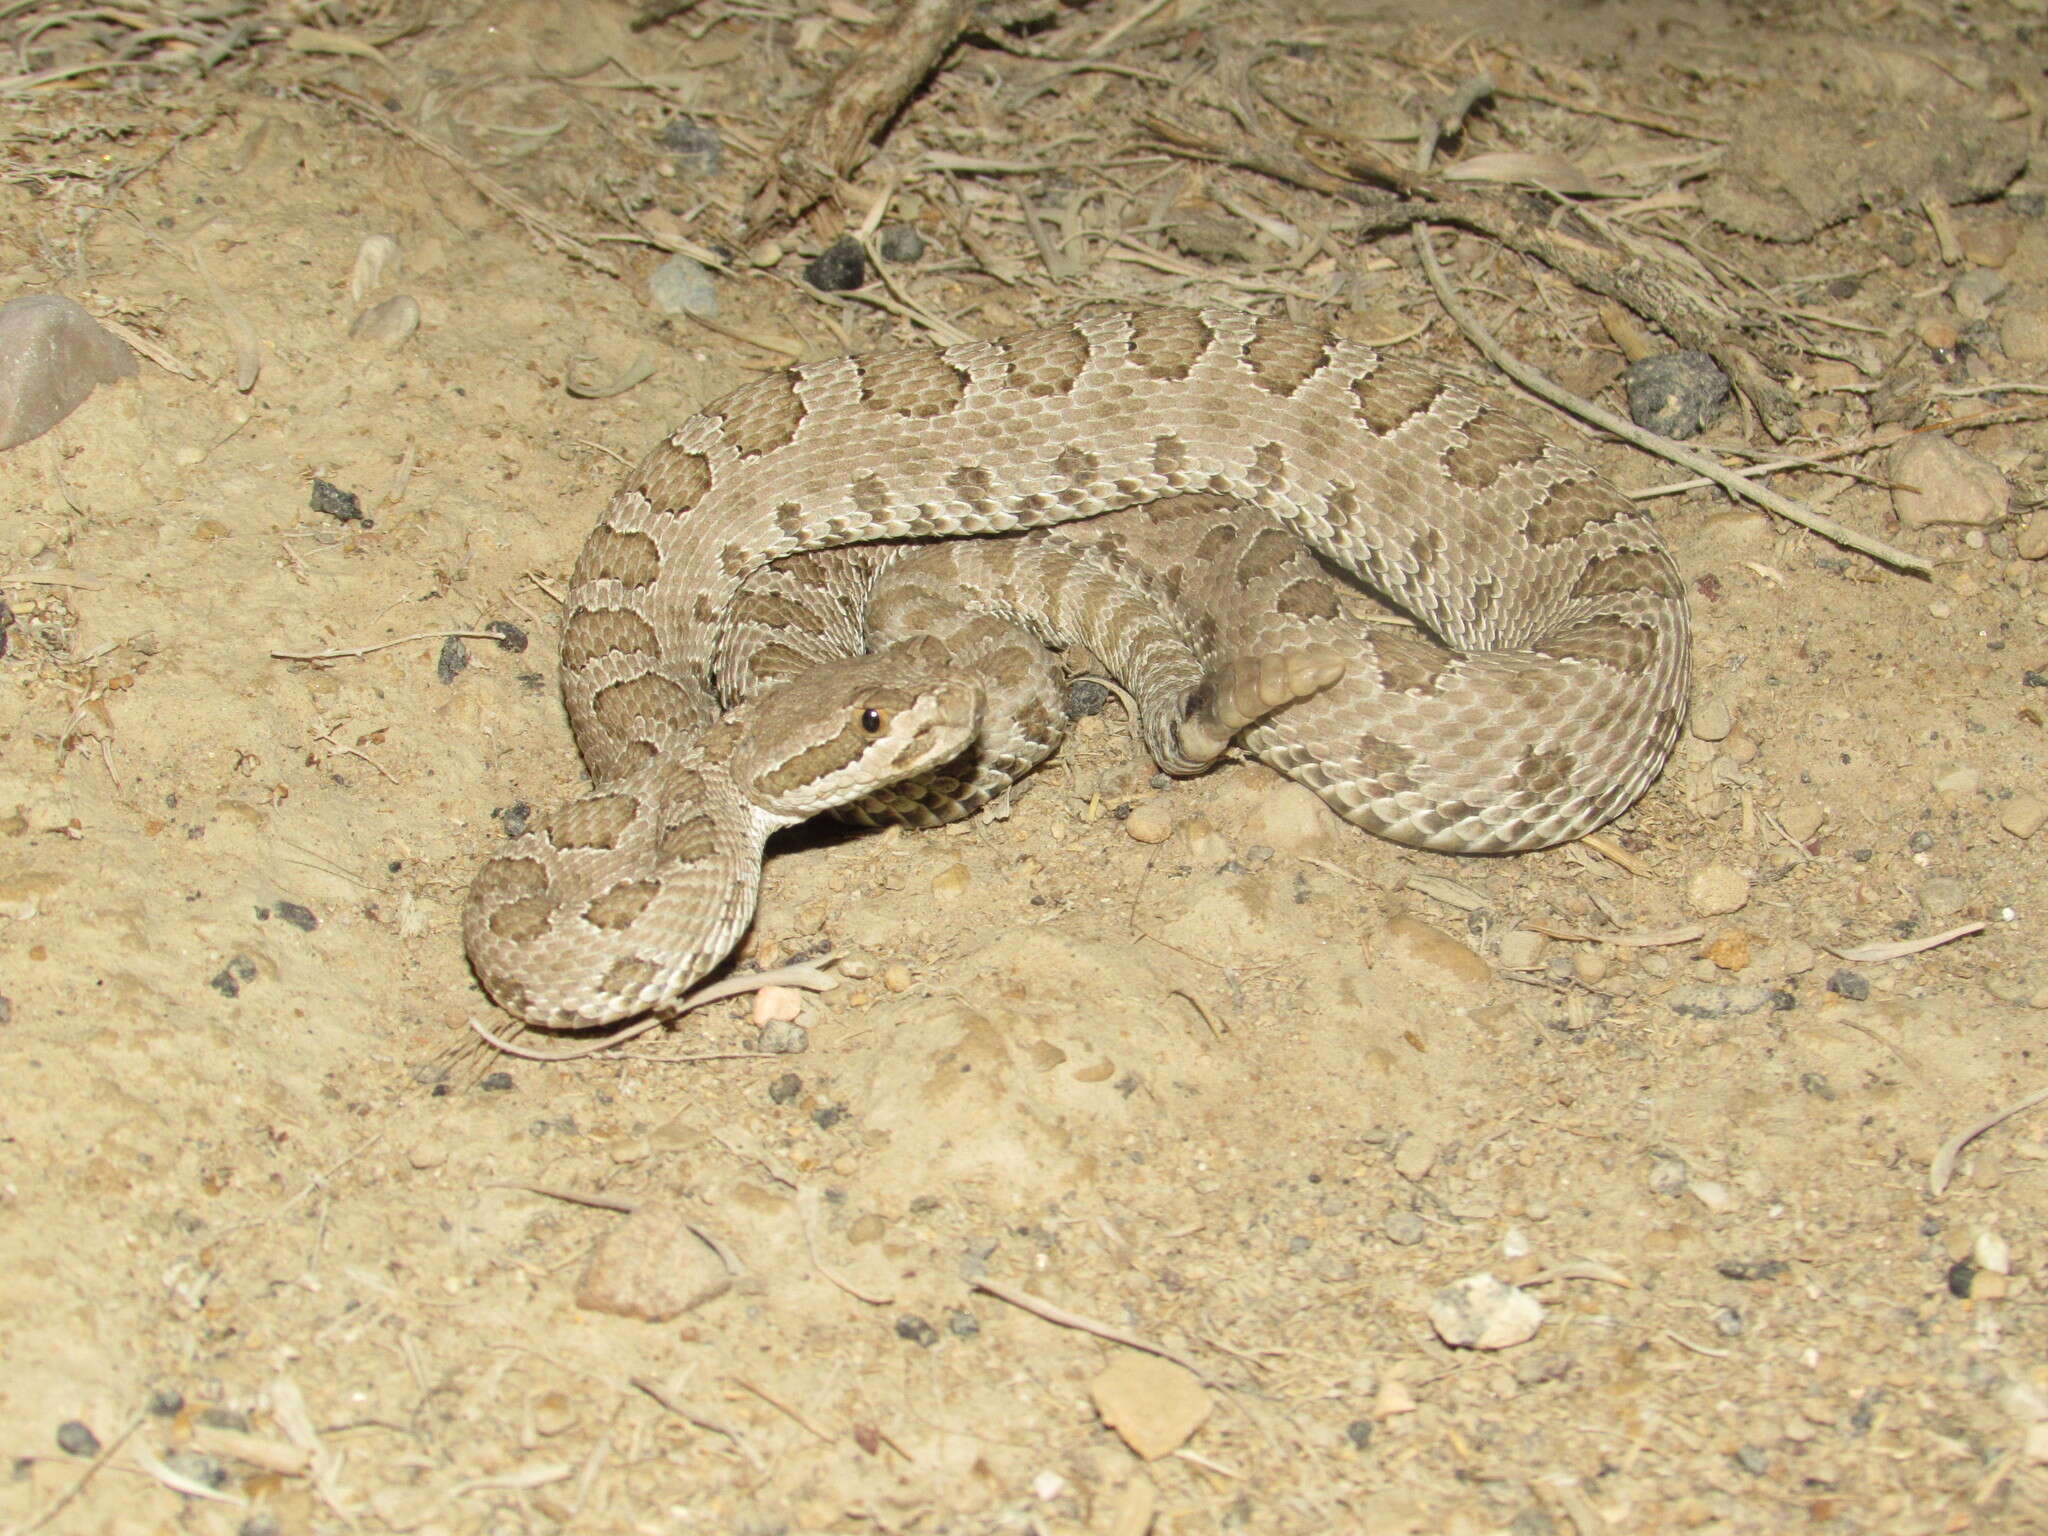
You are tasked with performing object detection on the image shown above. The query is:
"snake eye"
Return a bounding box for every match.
[859,706,886,735]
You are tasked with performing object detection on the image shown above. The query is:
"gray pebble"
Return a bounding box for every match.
[895,1313,939,1347]
[437,635,468,683]
[768,1071,802,1104]
[755,1018,808,1054]
[273,900,318,932]
[647,254,718,318]
[1827,969,1870,1001]
[804,237,867,293]
[1625,351,1730,438]
[55,1420,100,1457]
[1951,267,2007,320]
[1382,1209,1426,1246]
[309,478,367,525]
[876,224,925,263]
[946,1308,979,1337]
[656,115,724,177]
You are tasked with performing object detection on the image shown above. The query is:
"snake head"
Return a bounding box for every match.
[730,639,984,822]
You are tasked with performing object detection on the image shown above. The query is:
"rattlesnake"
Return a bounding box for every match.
[463,306,1690,1027]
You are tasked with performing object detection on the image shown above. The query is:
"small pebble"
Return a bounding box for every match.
[1778,803,1826,842]
[1974,1230,2012,1275]
[1624,351,1729,438]
[55,1420,100,1457]
[755,1018,807,1054]
[1428,1273,1545,1350]
[1393,1134,1438,1182]
[1382,1209,1426,1246]
[931,863,970,897]
[750,985,803,1026]
[1496,929,1544,970]
[768,1071,802,1104]
[349,233,402,302]
[309,478,367,524]
[2000,306,2048,364]
[486,619,528,652]
[2000,794,2047,839]
[656,114,724,176]
[407,1141,449,1170]
[1571,949,1607,985]
[1089,1354,1212,1459]
[2016,511,2048,560]
[1933,765,1980,797]
[1919,876,1971,920]
[1243,780,1346,854]
[1689,1178,1734,1214]
[348,294,420,345]
[1689,698,1733,742]
[895,1314,940,1348]
[576,1205,731,1321]
[804,237,867,292]
[273,900,318,932]
[1124,801,1174,843]
[437,635,468,683]
[1827,969,1871,1001]
[1950,267,2007,321]
[478,1070,515,1092]
[882,963,913,993]
[647,254,718,318]
[1889,437,2010,529]
[947,1308,979,1337]
[1960,218,2019,267]
[875,224,925,263]
[1686,864,1750,916]
[1917,316,1960,352]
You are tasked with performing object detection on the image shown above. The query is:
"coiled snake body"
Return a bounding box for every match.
[464,307,1689,1026]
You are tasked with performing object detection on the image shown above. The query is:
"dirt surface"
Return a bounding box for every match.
[3,1,2048,1531]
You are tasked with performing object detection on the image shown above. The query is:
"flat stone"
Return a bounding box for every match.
[2000,794,2047,839]
[1889,437,2010,529]
[1428,1273,1545,1350]
[1242,780,1346,855]
[1379,916,1492,997]
[1089,1354,1212,1460]
[575,1206,731,1321]
[1687,864,1751,916]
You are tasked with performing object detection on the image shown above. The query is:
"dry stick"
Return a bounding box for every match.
[1410,228,1928,574]
[272,630,513,662]
[748,0,973,237]
[466,961,840,1061]
[629,1375,764,1471]
[1141,111,1802,438]
[972,1277,1219,1385]
[1929,1085,2048,1198]
[7,1412,147,1536]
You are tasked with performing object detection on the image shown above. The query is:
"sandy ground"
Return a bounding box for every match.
[2,0,2047,1531]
